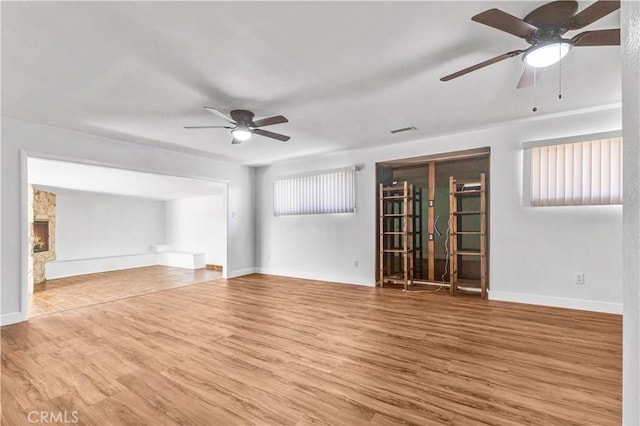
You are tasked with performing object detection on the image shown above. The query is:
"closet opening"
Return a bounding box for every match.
[376,147,490,297]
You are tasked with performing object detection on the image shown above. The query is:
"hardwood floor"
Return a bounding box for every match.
[30,266,222,317]
[2,274,621,425]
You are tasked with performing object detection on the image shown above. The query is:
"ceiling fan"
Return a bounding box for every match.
[440,0,620,88]
[185,107,290,144]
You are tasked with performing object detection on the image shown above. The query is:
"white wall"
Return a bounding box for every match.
[256,106,623,313]
[621,0,640,423]
[1,117,255,325]
[165,195,227,267]
[42,187,166,260]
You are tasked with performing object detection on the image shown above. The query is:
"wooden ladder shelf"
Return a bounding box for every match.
[449,173,487,298]
[378,181,414,290]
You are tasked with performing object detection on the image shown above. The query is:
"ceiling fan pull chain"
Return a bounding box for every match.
[558,44,563,100]
[532,68,538,112]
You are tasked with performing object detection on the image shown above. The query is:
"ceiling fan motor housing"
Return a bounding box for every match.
[230,110,255,125]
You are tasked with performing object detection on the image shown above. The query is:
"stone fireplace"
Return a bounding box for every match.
[28,186,56,293]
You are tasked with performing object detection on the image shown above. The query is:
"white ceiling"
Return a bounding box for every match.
[28,158,225,201]
[2,1,621,166]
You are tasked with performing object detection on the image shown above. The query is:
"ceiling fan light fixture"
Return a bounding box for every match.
[524,41,572,68]
[232,128,253,141]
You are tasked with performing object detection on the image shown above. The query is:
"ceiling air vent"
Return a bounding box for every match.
[390,126,417,135]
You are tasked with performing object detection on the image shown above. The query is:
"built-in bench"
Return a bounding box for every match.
[46,246,207,279]
[152,244,206,269]
[158,251,206,269]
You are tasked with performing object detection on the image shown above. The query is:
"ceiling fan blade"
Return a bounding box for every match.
[184,125,233,129]
[568,0,620,30]
[523,1,578,28]
[231,138,243,145]
[252,115,288,128]
[440,50,524,82]
[472,9,538,39]
[572,28,620,46]
[204,107,236,124]
[253,128,291,142]
[516,66,544,89]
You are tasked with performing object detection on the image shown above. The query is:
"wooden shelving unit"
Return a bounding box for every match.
[449,173,487,298]
[413,187,424,279]
[378,182,414,290]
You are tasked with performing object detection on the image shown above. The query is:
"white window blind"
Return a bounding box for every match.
[273,168,356,216]
[529,136,622,206]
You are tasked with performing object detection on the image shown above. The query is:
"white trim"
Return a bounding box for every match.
[489,290,622,315]
[522,130,623,149]
[226,267,258,279]
[20,152,29,322]
[1,311,28,326]
[223,184,229,279]
[46,254,159,279]
[256,268,375,287]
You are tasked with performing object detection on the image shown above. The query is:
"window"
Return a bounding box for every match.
[273,167,356,216]
[523,131,622,206]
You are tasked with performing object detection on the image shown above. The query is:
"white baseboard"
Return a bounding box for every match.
[1,311,27,326]
[46,253,159,279]
[226,267,257,279]
[489,291,622,315]
[256,268,375,287]
[46,252,211,280]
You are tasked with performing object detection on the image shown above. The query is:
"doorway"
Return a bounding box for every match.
[376,148,490,292]
[23,155,229,318]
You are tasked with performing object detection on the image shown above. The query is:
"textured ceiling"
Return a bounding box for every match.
[2,1,621,166]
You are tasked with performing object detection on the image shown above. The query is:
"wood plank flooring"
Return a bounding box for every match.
[2,274,621,425]
[30,266,222,317]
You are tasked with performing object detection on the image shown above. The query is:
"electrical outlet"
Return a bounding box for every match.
[353,260,359,268]
[574,273,585,285]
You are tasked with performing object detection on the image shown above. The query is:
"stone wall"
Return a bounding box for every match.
[28,186,56,293]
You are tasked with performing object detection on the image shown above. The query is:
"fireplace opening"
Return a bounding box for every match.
[33,220,49,253]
